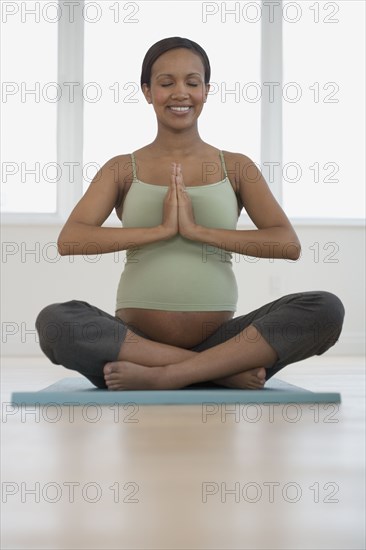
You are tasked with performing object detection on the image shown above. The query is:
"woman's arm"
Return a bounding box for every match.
[183,153,301,261]
[57,154,174,256]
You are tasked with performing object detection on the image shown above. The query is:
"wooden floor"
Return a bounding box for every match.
[1,355,365,550]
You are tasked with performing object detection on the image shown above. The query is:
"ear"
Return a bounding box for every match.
[142,83,152,104]
[203,83,210,103]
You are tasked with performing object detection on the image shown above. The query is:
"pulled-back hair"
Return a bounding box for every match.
[140,36,211,89]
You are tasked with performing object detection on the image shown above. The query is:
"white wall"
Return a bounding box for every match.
[1,223,364,356]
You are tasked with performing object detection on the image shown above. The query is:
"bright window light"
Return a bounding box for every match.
[1,7,58,213]
[282,0,365,219]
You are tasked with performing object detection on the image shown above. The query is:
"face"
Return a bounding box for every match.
[142,48,210,126]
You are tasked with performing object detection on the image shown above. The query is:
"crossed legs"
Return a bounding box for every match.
[36,292,345,391]
[103,324,278,390]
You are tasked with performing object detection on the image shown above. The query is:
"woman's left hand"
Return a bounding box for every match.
[173,163,199,240]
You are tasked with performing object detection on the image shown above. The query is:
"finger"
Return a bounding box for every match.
[169,173,178,201]
[170,167,178,184]
[177,184,188,202]
[177,164,186,187]
[169,182,176,202]
[177,176,187,194]
[171,163,180,188]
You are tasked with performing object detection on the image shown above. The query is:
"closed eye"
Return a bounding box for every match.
[161,83,198,87]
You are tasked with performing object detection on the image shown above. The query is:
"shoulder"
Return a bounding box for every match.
[109,153,134,179]
[221,149,255,166]
[98,153,135,189]
[221,150,258,187]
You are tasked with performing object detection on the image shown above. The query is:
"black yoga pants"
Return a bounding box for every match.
[35,290,345,389]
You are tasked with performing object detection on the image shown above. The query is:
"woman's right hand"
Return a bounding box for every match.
[160,163,179,238]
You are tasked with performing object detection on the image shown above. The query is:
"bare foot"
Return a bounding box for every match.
[104,361,168,390]
[213,367,266,390]
[103,362,267,391]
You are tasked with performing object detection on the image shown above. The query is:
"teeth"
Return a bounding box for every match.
[169,107,190,111]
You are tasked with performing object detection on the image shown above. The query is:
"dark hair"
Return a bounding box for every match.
[140,36,211,89]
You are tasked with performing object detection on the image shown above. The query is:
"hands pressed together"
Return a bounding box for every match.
[161,162,200,240]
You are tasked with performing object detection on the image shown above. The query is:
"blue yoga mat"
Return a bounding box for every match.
[11,377,341,405]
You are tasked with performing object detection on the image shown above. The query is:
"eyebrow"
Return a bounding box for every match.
[155,73,202,79]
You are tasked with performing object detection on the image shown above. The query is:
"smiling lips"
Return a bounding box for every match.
[168,106,192,114]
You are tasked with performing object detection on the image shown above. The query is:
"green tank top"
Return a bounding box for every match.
[115,151,239,311]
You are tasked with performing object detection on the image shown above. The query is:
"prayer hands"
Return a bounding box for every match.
[161,163,199,240]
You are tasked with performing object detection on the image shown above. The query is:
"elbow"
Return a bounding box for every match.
[57,221,88,256]
[283,226,301,260]
[57,239,67,256]
[290,246,301,261]
[57,238,80,256]
[287,240,301,261]
[57,228,67,256]
[57,228,76,256]
[57,231,64,255]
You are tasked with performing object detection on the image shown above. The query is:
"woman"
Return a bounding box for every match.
[35,37,345,391]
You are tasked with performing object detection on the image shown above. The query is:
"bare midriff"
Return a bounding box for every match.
[115,308,234,348]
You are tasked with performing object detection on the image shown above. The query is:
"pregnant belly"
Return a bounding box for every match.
[115,308,234,348]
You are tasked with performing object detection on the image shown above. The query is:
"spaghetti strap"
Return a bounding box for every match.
[130,152,137,180]
[219,150,228,179]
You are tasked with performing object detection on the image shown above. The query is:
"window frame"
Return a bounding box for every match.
[2,0,364,227]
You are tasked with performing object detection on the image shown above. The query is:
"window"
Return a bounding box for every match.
[2,0,364,224]
[282,0,365,220]
[1,4,58,213]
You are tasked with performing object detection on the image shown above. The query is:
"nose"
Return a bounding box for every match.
[170,83,189,99]
[171,92,189,99]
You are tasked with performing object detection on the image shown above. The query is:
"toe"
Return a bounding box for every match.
[257,367,266,380]
[107,385,120,391]
[252,370,266,389]
[105,380,119,390]
[104,372,121,382]
[103,363,113,375]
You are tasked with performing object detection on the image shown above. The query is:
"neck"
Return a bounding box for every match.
[149,123,205,156]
